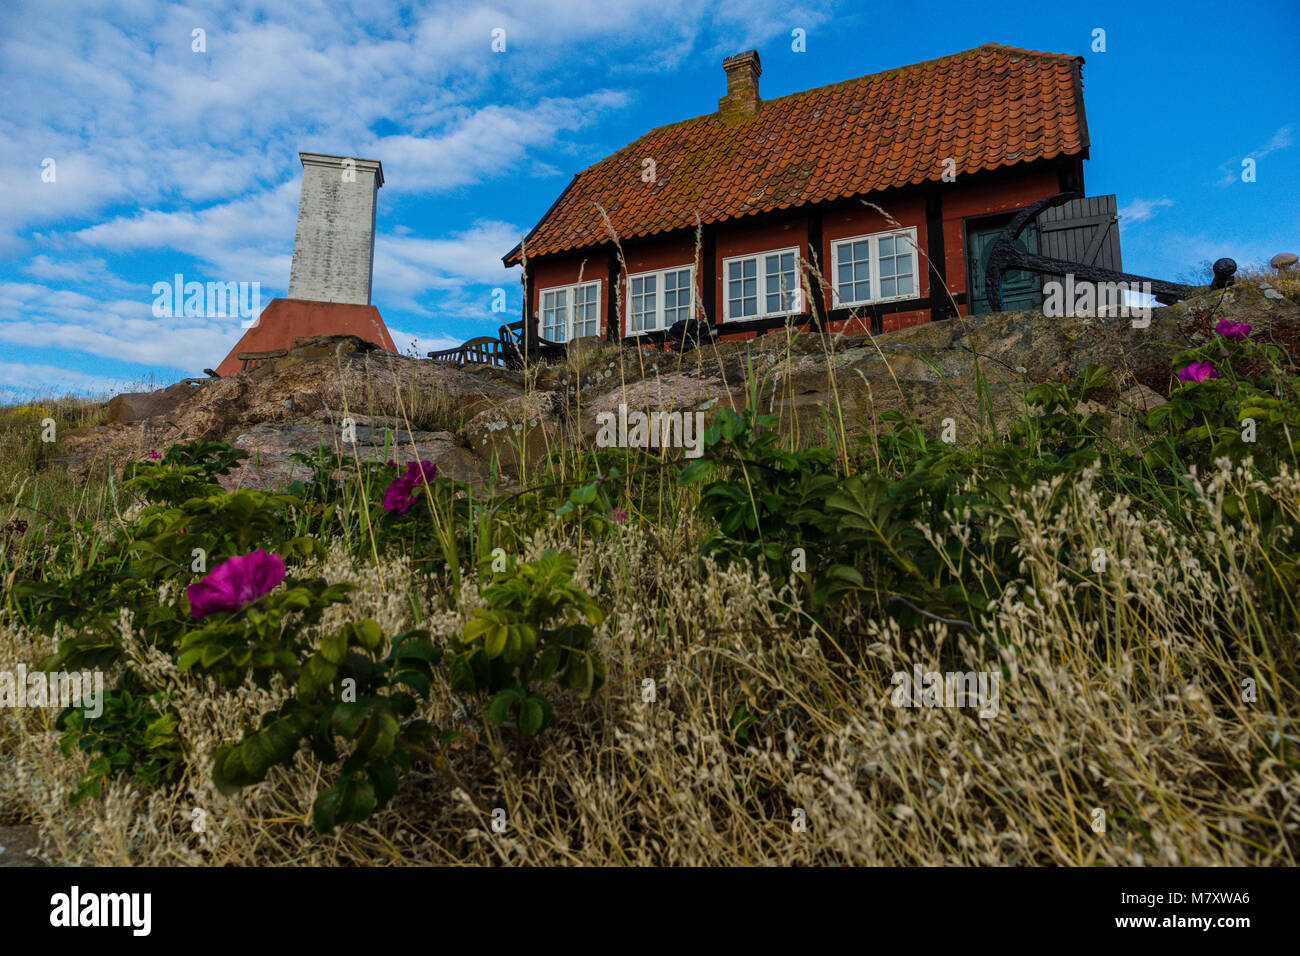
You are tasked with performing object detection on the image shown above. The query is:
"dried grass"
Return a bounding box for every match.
[2,455,1296,865]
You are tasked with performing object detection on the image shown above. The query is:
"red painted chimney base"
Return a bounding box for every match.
[215,298,398,376]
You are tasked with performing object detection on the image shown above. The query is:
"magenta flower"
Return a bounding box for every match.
[383,461,437,514]
[149,449,161,460]
[1176,361,1219,383]
[1215,319,1252,341]
[608,506,628,524]
[187,549,286,619]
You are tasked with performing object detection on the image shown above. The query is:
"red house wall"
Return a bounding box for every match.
[712,214,809,341]
[529,253,610,335]
[523,163,1064,339]
[820,195,929,334]
[619,235,699,338]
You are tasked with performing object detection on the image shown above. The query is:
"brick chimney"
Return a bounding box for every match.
[718,50,761,122]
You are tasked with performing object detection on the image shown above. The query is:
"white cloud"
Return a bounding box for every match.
[1119,197,1174,225]
[0,360,136,399]
[1217,124,1295,186]
[0,0,842,391]
[372,93,630,192]
[0,281,242,372]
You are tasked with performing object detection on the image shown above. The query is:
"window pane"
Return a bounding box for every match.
[743,278,756,297]
[766,274,779,294]
[781,252,794,272]
[854,281,871,301]
[743,259,755,278]
[852,240,869,260]
[854,261,869,281]
[633,277,656,332]
[743,298,756,316]
[837,263,852,284]
[881,277,895,298]
[766,292,781,313]
[728,261,741,280]
[663,270,691,324]
[879,236,894,256]
[542,288,568,339]
[898,274,913,296]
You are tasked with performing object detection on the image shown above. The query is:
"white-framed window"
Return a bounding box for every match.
[539,280,600,342]
[627,265,694,334]
[722,247,802,322]
[830,228,918,308]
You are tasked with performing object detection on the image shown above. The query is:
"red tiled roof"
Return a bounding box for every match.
[505,43,1087,264]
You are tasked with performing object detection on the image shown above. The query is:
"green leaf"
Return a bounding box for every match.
[569,483,598,505]
[487,688,523,725]
[531,644,562,682]
[367,763,399,807]
[353,619,383,651]
[200,643,228,668]
[519,695,548,735]
[312,784,344,834]
[393,636,439,663]
[319,629,348,665]
[177,647,204,671]
[298,653,337,699]
[391,668,430,698]
[483,625,508,660]
[827,564,864,586]
[564,651,595,697]
[677,458,716,485]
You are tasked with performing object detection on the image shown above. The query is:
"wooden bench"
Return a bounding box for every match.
[427,335,506,367]
[428,320,567,369]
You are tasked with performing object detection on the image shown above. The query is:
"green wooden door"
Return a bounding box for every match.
[967,217,1042,314]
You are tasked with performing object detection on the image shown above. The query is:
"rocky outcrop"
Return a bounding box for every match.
[105,378,207,425]
[53,283,1299,489]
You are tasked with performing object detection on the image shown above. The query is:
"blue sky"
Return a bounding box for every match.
[1,0,1296,398]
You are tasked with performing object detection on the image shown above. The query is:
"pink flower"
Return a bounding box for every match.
[608,506,628,524]
[1215,319,1252,341]
[1176,361,1219,383]
[383,461,437,514]
[149,450,161,460]
[187,549,286,619]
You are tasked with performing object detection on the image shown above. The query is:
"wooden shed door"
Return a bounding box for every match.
[1036,194,1122,281]
[967,215,1041,314]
